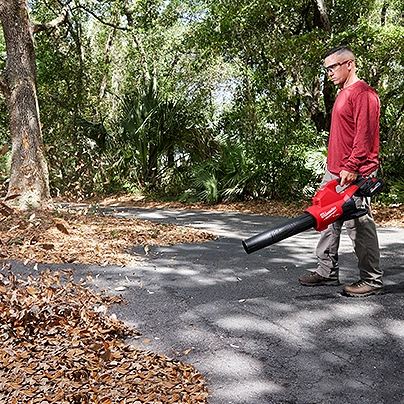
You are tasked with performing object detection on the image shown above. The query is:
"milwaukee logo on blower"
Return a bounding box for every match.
[319,206,338,221]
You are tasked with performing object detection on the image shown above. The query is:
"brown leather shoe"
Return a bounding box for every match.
[342,280,384,297]
[299,271,340,286]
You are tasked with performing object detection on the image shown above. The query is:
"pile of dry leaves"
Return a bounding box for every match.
[0,203,217,266]
[0,265,209,403]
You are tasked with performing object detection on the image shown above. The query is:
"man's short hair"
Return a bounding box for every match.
[324,46,355,60]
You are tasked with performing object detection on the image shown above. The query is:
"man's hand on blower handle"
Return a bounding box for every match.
[339,170,358,187]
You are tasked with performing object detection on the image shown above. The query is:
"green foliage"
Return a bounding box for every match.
[0,150,10,193]
[387,177,404,204]
[191,0,404,202]
[245,129,321,200]
[185,137,252,204]
[2,0,401,205]
[103,78,218,194]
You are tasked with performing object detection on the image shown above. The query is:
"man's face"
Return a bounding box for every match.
[324,53,352,87]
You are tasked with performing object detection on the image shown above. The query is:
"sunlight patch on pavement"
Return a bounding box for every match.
[343,324,385,340]
[329,302,382,318]
[196,350,284,400]
[215,315,317,349]
[386,320,404,341]
[214,380,284,400]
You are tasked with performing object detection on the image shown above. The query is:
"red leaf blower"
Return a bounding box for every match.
[242,176,384,254]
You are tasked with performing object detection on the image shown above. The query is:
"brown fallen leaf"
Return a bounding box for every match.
[52,217,70,234]
[40,243,55,250]
[0,143,8,155]
[3,193,20,202]
[29,235,38,245]
[0,201,13,216]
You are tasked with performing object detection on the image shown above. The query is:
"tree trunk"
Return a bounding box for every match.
[0,0,52,209]
[313,0,331,33]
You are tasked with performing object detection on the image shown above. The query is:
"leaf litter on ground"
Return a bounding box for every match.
[0,205,215,403]
[0,263,209,403]
[0,206,217,266]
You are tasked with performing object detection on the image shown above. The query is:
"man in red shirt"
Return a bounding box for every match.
[299,46,384,297]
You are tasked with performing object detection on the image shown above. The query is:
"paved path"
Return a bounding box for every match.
[9,206,404,403]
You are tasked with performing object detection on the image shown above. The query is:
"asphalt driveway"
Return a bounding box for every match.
[7,206,404,404]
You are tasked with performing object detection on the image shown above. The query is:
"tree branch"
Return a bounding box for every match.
[31,6,68,34]
[75,5,128,31]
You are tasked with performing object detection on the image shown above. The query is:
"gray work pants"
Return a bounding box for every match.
[315,171,383,287]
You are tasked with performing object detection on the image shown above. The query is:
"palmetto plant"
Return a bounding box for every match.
[189,137,252,204]
[108,79,217,192]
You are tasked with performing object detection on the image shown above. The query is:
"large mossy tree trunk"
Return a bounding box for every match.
[0,0,52,209]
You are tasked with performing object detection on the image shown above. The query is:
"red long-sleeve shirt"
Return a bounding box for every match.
[327,80,380,177]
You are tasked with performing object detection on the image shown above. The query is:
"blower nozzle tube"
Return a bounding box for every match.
[242,212,316,254]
